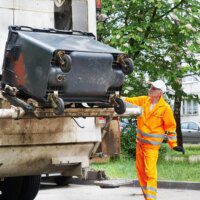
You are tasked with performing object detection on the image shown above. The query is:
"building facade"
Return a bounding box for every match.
[181,75,200,123]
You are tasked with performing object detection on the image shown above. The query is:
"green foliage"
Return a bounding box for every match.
[91,156,137,179]
[120,118,137,158]
[98,0,200,146]
[158,143,168,161]
[166,144,200,157]
[98,0,200,97]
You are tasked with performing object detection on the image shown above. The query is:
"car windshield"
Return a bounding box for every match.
[181,123,188,129]
[189,122,199,130]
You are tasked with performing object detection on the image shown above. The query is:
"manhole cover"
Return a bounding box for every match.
[94,179,133,188]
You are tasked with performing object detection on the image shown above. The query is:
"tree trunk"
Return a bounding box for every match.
[174,94,183,147]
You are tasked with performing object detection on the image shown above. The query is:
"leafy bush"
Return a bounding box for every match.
[158,143,168,161]
[120,117,137,158]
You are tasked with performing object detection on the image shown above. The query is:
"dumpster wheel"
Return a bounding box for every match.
[120,58,134,75]
[114,98,126,115]
[48,93,65,115]
[53,97,65,115]
[60,54,71,72]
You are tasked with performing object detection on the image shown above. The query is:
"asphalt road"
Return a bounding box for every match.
[35,183,200,200]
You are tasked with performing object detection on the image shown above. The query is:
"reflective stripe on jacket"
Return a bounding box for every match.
[125,96,177,149]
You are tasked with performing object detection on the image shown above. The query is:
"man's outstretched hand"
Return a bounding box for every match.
[173,146,185,154]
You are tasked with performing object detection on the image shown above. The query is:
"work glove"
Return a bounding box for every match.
[173,146,185,155]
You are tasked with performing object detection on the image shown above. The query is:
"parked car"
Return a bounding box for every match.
[181,121,200,143]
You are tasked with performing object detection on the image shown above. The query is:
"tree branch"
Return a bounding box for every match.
[133,5,157,59]
[156,0,185,20]
[132,0,187,60]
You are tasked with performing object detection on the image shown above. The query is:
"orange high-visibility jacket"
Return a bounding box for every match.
[125,96,177,149]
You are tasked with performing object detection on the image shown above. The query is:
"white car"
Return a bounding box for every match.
[181,121,200,143]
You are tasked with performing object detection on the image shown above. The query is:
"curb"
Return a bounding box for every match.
[68,178,200,190]
[165,155,200,163]
[132,179,200,191]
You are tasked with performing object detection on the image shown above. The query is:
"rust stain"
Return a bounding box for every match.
[100,119,120,156]
[13,53,26,86]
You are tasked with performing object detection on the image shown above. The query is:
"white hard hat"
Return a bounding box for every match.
[150,80,167,93]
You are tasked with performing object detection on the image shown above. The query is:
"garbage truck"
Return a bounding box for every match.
[0,1,139,199]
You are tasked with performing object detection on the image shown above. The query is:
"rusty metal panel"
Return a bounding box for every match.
[0,99,102,146]
[0,143,93,177]
[33,107,115,118]
[0,117,101,146]
[100,118,121,157]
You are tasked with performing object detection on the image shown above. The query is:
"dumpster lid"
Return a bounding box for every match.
[10,26,122,54]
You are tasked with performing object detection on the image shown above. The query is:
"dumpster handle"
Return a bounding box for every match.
[8,25,95,37]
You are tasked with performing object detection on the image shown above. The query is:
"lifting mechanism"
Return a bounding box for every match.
[0,26,135,118]
[0,92,141,119]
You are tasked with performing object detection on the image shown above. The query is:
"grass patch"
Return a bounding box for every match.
[91,144,200,182]
[166,144,200,158]
[157,160,200,182]
[91,156,137,179]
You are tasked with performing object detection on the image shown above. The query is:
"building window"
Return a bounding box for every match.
[182,100,198,116]
[182,75,198,83]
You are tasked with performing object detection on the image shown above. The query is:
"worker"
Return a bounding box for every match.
[122,80,184,200]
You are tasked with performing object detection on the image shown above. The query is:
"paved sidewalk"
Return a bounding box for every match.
[65,177,200,190]
[36,184,200,200]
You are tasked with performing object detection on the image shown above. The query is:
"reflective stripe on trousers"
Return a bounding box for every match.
[142,186,157,200]
[136,143,158,200]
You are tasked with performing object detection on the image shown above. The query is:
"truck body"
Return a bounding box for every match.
[0,1,139,199]
[0,1,108,199]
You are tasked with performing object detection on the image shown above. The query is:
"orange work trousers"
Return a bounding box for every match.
[136,143,159,200]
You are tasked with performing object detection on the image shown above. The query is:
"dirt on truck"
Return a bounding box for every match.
[0,1,137,200]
